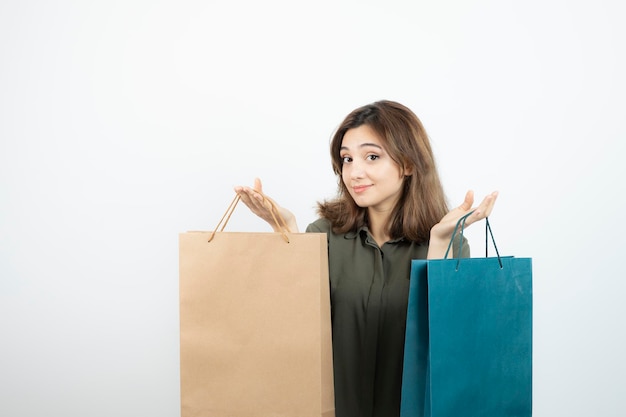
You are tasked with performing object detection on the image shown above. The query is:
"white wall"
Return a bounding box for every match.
[1,0,624,415]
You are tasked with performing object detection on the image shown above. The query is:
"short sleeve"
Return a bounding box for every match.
[452,234,471,258]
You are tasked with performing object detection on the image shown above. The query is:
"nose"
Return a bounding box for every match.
[349,160,365,179]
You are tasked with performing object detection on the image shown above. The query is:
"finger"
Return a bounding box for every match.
[234,181,258,197]
[459,190,474,211]
[247,188,267,208]
[481,191,498,217]
[480,191,498,213]
[254,177,263,193]
[470,191,499,220]
[238,187,264,209]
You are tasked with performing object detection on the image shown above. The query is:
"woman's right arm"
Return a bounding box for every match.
[234,178,300,233]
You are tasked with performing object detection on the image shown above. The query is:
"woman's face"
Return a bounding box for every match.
[340,124,407,213]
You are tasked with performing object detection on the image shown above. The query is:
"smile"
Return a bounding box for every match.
[352,185,372,194]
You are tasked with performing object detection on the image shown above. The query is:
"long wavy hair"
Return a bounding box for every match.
[317,100,448,243]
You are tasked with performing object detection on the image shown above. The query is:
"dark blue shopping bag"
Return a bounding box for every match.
[401,215,532,417]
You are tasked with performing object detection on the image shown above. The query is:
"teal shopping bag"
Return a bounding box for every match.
[401,215,532,417]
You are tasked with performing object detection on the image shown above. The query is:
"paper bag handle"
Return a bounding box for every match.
[443,211,502,269]
[208,193,291,243]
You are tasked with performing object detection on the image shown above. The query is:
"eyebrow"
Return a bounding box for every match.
[340,143,383,151]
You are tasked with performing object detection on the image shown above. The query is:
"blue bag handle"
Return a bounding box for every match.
[443,212,503,269]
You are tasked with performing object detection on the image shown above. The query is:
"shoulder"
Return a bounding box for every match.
[305,218,332,233]
[305,218,353,245]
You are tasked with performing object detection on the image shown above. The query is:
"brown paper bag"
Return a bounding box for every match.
[179,195,334,417]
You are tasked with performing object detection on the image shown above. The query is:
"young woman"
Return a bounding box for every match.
[235,100,498,417]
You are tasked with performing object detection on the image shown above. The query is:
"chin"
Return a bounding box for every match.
[350,197,371,208]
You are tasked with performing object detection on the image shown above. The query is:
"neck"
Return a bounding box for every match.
[367,208,392,246]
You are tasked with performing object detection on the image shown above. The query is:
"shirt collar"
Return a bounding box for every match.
[344,225,405,244]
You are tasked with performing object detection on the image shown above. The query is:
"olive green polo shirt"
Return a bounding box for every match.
[306,217,469,417]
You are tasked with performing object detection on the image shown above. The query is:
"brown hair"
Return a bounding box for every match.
[317,100,448,243]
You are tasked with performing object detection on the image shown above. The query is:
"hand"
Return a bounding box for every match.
[234,178,299,233]
[427,190,498,259]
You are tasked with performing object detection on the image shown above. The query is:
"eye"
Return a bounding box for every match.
[366,154,380,161]
[341,156,352,163]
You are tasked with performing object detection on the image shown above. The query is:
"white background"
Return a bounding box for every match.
[1,0,625,415]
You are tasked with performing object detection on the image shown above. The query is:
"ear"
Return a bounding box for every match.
[403,164,414,177]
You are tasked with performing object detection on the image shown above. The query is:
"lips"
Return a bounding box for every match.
[352,185,372,194]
